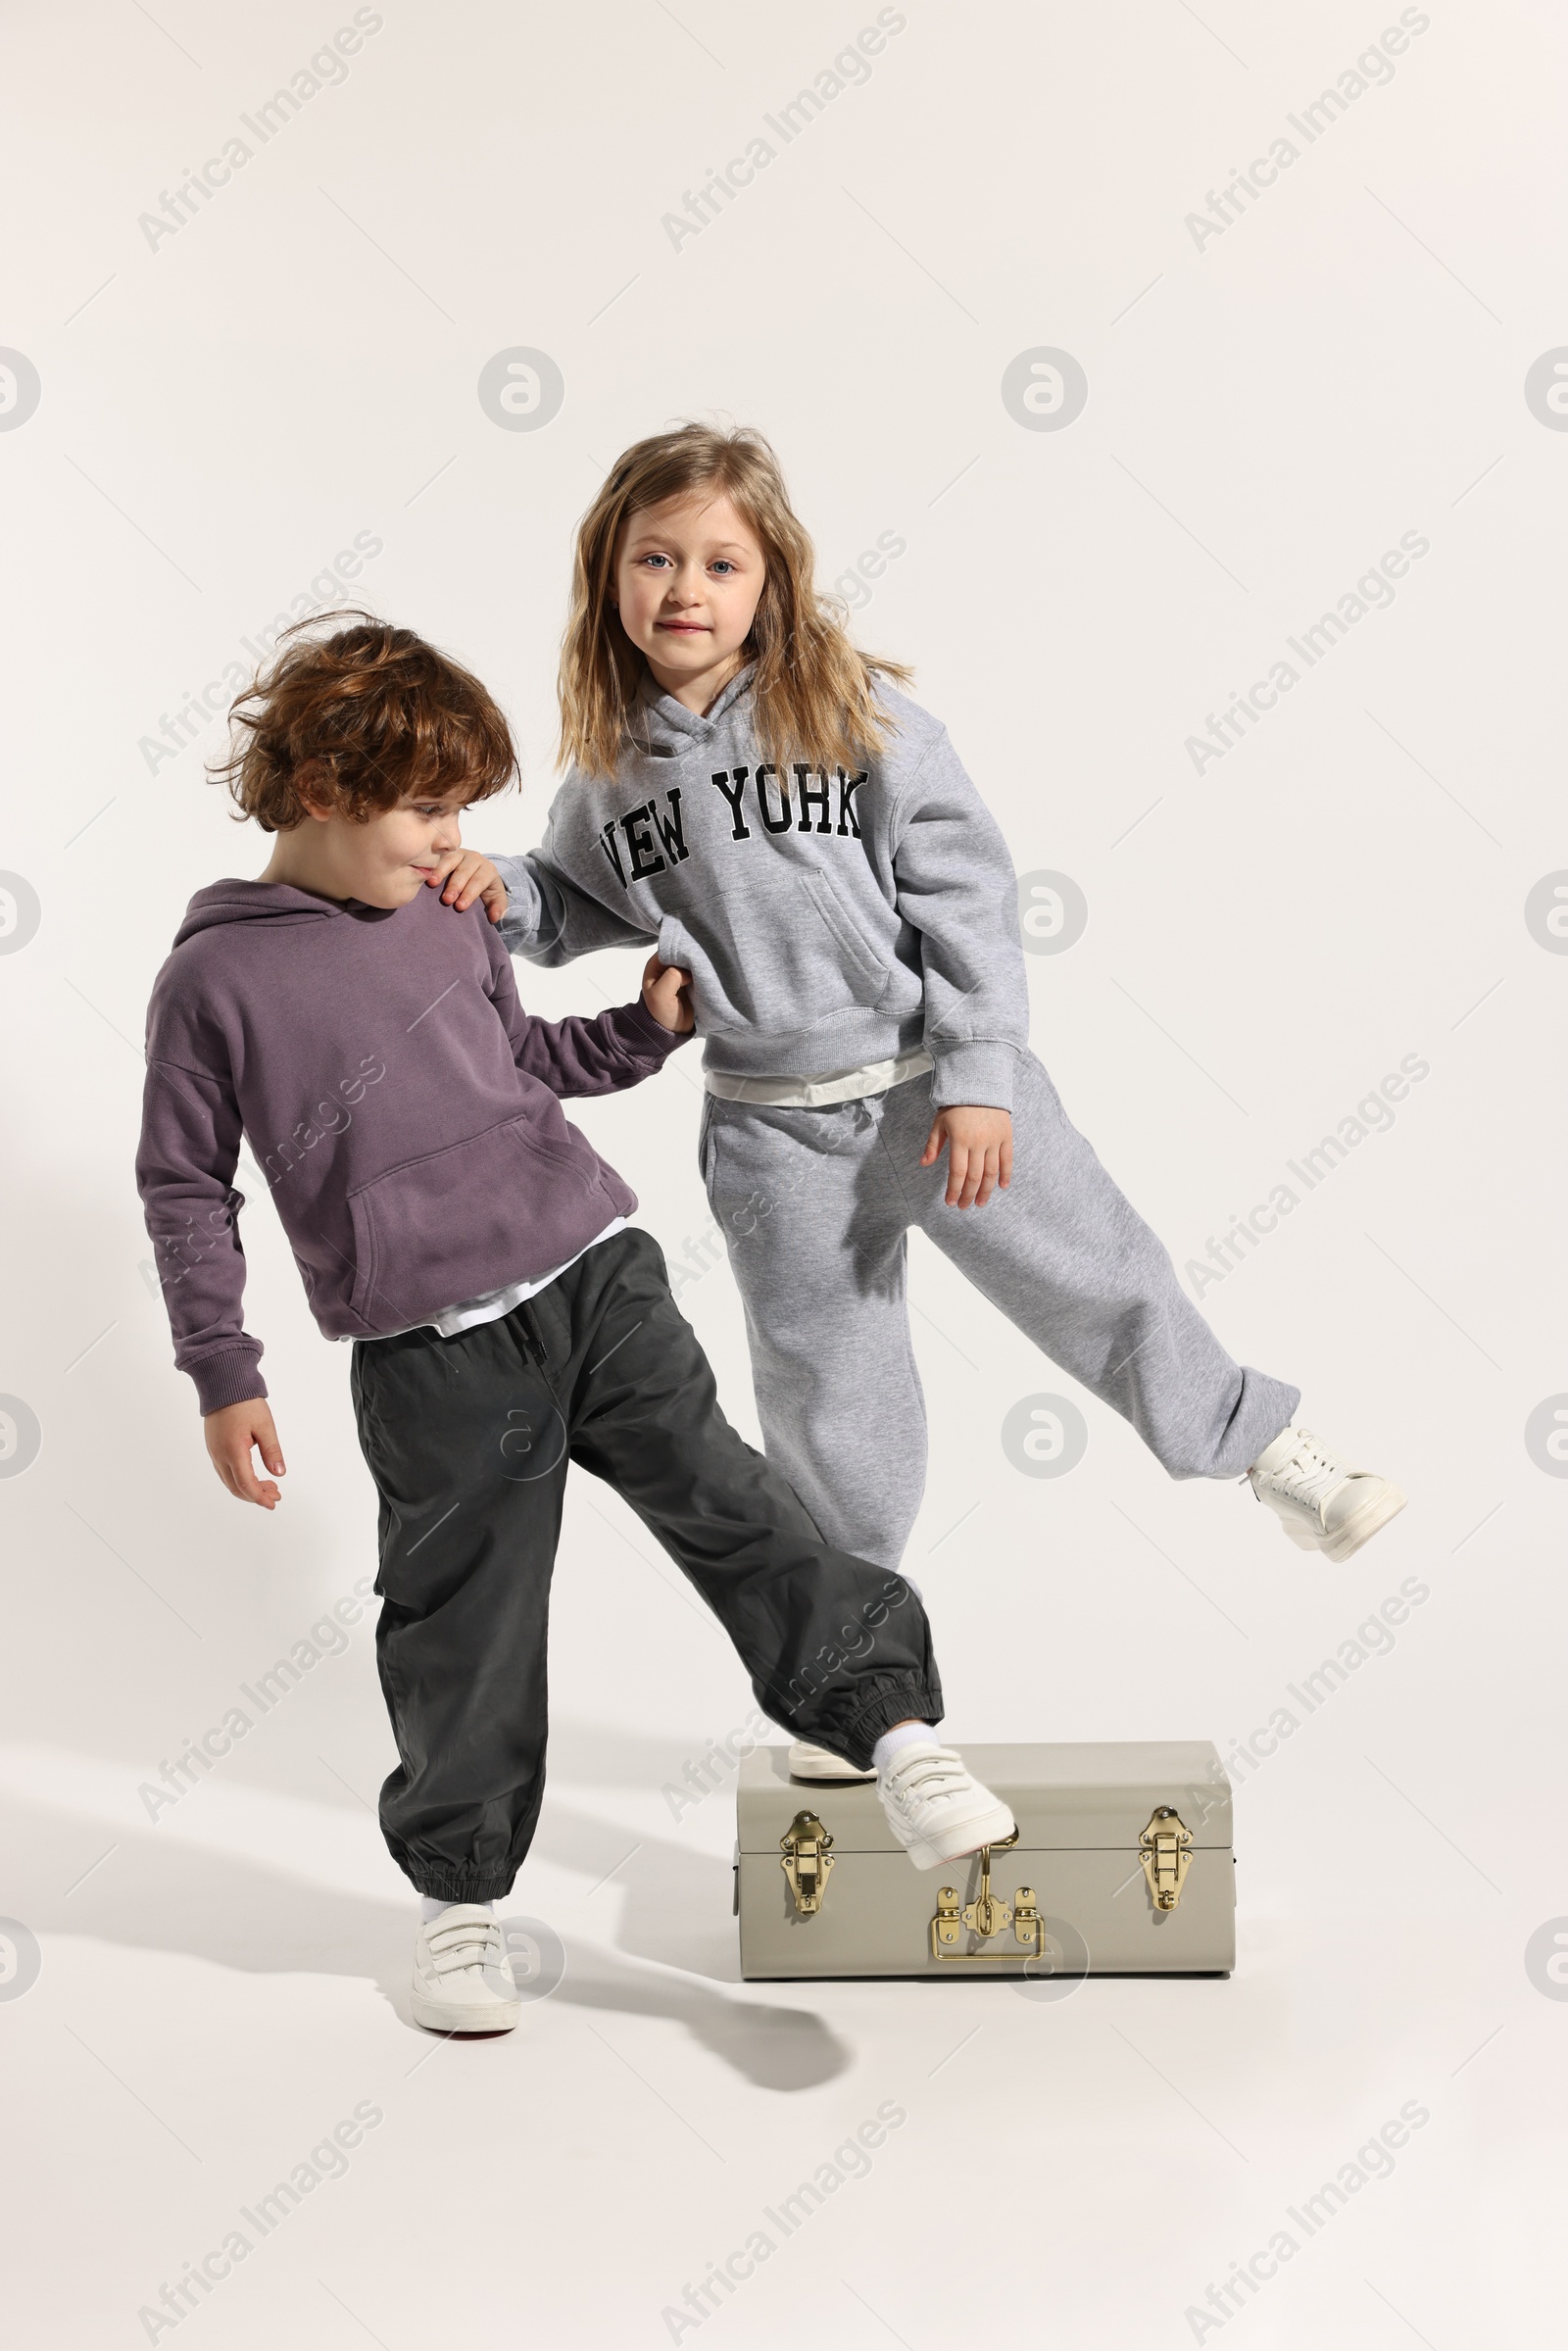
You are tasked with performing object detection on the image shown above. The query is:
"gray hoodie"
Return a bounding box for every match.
[492,670,1028,1110]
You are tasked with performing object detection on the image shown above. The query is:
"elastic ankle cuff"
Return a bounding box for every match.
[408,1868,518,1905]
[786,1677,945,1773]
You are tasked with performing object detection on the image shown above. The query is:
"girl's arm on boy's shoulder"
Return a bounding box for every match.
[433,831,654,968]
[887,725,1030,1113]
[491,846,653,965]
[431,850,511,924]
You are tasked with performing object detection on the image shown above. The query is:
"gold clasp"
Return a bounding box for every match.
[962,1830,1015,1938]
[780,1810,834,1916]
[930,1834,1046,1963]
[1139,1805,1193,1910]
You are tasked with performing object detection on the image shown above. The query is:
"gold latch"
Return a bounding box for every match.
[780,1810,834,1916]
[930,1834,1047,1963]
[1139,1805,1194,1910]
[962,1830,1016,1938]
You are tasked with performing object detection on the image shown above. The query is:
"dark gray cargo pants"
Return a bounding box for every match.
[350,1227,940,1902]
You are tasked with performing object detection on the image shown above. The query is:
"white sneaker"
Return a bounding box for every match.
[1249,1427,1405,1563]
[877,1741,1016,1873]
[412,1905,522,2033]
[789,1739,877,1783]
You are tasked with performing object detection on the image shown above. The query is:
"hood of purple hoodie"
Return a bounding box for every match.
[136,876,680,1412]
[172,877,391,939]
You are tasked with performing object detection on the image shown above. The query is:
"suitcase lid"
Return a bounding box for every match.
[737,1741,1232,1853]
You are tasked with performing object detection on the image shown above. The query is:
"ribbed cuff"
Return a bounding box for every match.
[929,1041,1019,1112]
[615,996,692,1058]
[192,1350,268,1417]
[785,1676,947,1772]
[407,1863,519,1903]
[491,857,533,953]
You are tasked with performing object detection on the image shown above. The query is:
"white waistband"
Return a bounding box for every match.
[702,1050,934,1109]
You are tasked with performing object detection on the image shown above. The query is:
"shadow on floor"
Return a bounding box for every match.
[5,1782,850,2092]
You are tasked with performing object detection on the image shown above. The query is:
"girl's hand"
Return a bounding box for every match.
[642,954,695,1034]
[921,1106,1013,1209]
[204,1398,286,1508]
[428,850,509,924]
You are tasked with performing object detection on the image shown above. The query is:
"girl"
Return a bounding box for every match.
[454,426,1403,1775]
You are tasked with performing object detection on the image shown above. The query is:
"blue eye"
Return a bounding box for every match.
[711,560,735,575]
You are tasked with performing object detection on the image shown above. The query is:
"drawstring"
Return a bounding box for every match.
[516,1298,570,1423]
[514,1299,548,1371]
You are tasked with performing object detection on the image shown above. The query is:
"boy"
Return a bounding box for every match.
[137,618,1013,2034]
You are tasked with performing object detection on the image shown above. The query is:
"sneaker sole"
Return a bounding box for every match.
[900,1802,1018,1874]
[789,1741,877,1782]
[412,1988,522,2034]
[1322,1482,1406,1562]
[1277,1483,1407,1563]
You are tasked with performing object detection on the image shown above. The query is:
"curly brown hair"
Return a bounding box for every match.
[211,615,517,831]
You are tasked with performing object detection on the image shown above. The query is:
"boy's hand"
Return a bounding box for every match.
[642,954,695,1034]
[205,1398,286,1508]
[920,1105,1013,1209]
[427,850,509,925]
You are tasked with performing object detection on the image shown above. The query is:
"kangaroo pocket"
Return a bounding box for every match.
[345,1118,608,1331]
[662,870,898,1039]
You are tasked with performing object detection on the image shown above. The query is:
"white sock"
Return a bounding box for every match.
[419,1896,496,1923]
[873,1721,938,1774]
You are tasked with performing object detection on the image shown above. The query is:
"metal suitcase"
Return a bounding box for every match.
[735,1741,1235,1980]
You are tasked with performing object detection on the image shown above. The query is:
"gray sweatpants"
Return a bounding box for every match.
[700,1055,1298,1571]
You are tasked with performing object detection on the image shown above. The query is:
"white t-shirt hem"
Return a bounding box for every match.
[702,1049,933,1109]
[352,1217,629,1344]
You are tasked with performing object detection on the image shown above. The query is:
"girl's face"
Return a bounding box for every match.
[612,490,766,710]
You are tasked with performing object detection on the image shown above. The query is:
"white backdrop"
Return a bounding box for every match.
[2,3,1564,2345]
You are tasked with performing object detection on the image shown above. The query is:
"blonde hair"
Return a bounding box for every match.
[558,423,911,779]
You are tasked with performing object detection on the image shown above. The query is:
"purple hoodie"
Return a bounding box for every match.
[137,878,684,1414]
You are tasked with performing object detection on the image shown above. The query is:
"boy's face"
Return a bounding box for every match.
[613,491,766,702]
[298,781,470,908]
